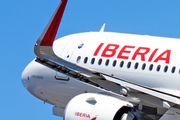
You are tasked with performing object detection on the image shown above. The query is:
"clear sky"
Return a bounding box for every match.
[1,0,180,119]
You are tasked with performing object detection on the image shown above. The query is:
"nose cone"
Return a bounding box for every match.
[21,61,32,90]
[21,59,48,102]
[21,59,38,90]
[21,67,29,90]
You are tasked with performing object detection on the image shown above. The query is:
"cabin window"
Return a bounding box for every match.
[149,64,153,71]
[134,62,139,69]
[127,62,131,68]
[113,60,117,67]
[91,58,95,64]
[142,63,146,70]
[84,57,88,64]
[77,56,81,63]
[105,59,110,66]
[120,61,124,68]
[156,65,161,72]
[164,66,168,72]
[98,58,102,65]
[172,66,176,73]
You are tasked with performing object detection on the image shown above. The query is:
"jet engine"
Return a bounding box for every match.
[64,93,152,120]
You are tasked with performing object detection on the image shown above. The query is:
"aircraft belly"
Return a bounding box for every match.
[31,78,103,107]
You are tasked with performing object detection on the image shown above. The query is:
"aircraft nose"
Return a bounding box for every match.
[21,65,30,90]
[21,60,36,90]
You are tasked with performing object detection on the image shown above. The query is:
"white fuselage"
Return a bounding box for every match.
[22,31,180,108]
[55,32,180,93]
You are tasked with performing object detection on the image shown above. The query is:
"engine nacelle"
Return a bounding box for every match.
[64,93,134,120]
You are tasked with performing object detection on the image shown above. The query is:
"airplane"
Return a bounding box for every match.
[21,0,180,119]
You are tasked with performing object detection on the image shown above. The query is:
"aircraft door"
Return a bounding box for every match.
[61,39,81,61]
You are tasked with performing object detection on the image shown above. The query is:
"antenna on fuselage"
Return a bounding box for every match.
[100,23,106,32]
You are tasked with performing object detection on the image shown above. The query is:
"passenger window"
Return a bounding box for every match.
[142,63,146,70]
[113,60,117,67]
[156,65,161,72]
[164,66,168,72]
[127,62,131,68]
[172,66,176,73]
[98,58,102,65]
[77,56,81,63]
[120,61,124,68]
[84,57,88,64]
[134,62,139,69]
[149,64,153,71]
[105,59,110,66]
[91,58,95,64]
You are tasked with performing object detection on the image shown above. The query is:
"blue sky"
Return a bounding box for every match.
[1,0,180,119]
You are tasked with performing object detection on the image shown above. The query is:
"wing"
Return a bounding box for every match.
[34,0,98,79]
[34,0,120,93]
[34,0,180,119]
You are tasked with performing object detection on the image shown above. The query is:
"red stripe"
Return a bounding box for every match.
[94,43,104,56]
[40,0,68,46]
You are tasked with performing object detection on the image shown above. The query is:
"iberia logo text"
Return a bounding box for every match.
[75,112,90,118]
[75,112,98,120]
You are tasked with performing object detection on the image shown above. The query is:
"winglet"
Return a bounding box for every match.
[34,0,68,58]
